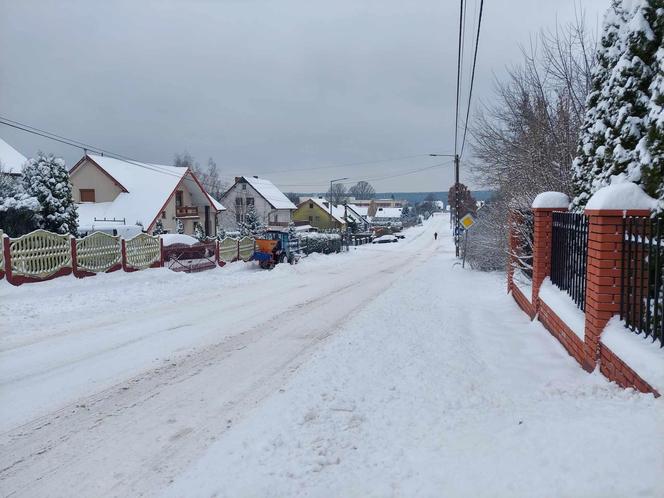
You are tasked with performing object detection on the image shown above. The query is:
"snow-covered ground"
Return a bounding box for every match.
[1,215,662,497]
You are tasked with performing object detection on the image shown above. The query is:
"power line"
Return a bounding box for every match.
[454,0,465,156]
[459,0,484,159]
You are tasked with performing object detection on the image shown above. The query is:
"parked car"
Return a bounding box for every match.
[372,234,399,244]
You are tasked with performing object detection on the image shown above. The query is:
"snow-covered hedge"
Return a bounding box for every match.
[296,232,341,255]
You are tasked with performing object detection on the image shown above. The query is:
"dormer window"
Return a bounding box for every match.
[80,189,95,202]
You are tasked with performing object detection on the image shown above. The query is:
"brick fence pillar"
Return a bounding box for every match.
[583,208,651,367]
[531,207,566,307]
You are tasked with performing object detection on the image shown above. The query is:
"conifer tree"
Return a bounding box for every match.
[22,152,78,235]
[572,0,663,209]
[176,218,184,234]
[194,221,205,241]
[152,219,165,235]
[239,205,265,237]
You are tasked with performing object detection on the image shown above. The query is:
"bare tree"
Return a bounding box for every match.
[284,192,301,205]
[466,15,596,272]
[348,181,375,200]
[174,152,227,200]
[326,183,348,205]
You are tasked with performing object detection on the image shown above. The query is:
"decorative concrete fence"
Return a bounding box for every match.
[507,187,662,396]
[0,230,270,286]
[74,232,122,277]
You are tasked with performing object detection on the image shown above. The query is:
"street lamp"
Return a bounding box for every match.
[329,177,348,230]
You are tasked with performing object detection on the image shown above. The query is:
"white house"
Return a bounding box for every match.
[370,207,403,224]
[220,176,296,229]
[69,154,225,236]
[0,137,27,177]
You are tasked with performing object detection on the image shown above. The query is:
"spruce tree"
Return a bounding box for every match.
[239,206,265,237]
[22,152,78,235]
[572,0,664,209]
[176,218,184,234]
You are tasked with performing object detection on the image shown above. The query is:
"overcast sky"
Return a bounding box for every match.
[0,0,607,193]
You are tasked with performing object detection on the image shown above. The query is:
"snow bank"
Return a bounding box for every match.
[538,278,585,340]
[601,317,664,392]
[586,181,657,211]
[532,192,570,209]
[161,234,198,246]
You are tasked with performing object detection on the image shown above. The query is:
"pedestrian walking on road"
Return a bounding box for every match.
[434,232,438,241]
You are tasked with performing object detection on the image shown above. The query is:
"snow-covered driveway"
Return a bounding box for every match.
[1,216,662,497]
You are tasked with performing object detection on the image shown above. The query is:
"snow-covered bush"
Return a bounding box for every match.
[22,152,78,235]
[176,218,184,235]
[572,0,664,210]
[296,232,341,255]
[194,222,205,241]
[152,219,165,236]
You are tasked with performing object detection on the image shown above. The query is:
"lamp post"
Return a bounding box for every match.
[328,177,348,231]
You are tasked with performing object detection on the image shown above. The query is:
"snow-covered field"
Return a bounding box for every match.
[1,215,662,497]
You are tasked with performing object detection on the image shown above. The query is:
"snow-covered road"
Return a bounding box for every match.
[1,215,662,497]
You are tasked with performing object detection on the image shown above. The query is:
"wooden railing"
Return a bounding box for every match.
[176,206,199,218]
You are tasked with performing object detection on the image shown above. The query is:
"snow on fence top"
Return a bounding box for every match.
[161,234,198,246]
[585,181,658,211]
[531,192,570,209]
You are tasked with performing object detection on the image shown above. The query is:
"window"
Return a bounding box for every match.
[308,216,313,222]
[175,190,183,207]
[309,202,314,209]
[246,197,254,206]
[161,211,166,219]
[241,183,247,191]
[235,197,243,206]
[80,189,95,202]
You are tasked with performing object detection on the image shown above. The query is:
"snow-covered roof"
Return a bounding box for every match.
[305,197,347,224]
[0,137,27,175]
[346,204,368,217]
[242,176,296,210]
[210,196,226,211]
[373,207,403,219]
[72,154,222,229]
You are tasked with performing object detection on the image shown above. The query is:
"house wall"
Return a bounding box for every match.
[293,202,343,230]
[70,160,123,202]
[152,174,217,236]
[220,181,292,230]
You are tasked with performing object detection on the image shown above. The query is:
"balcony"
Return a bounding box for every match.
[176,206,199,218]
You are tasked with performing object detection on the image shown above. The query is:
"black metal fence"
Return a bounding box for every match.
[551,212,588,310]
[621,215,664,347]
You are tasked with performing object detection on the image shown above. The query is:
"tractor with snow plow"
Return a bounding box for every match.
[252,230,300,269]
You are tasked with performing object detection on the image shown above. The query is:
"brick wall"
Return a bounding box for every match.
[507,201,659,397]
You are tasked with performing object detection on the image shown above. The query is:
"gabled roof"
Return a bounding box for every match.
[0,138,27,175]
[240,176,296,210]
[302,197,347,224]
[71,154,224,230]
[373,207,403,219]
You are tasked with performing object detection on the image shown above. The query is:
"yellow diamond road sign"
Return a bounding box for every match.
[460,213,475,230]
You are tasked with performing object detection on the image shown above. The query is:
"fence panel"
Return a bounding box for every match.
[219,237,239,263]
[621,215,664,346]
[238,236,255,261]
[550,212,588,310]
[9,229,72,282]
[125,233,161,270]
[76,232,122,274]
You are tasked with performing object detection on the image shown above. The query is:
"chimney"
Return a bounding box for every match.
[253,175,258,179]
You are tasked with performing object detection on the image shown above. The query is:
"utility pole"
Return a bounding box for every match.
[454,154,460,257]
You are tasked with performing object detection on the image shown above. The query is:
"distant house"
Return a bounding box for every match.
[345,204,370,231]
[351,197,406,210]
[0,137,27,177]
[293,196,347,230]
[69,154,225,236]
[220,176,296,229]
[370,207,403,224]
